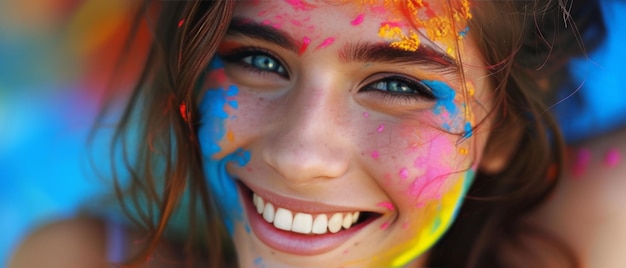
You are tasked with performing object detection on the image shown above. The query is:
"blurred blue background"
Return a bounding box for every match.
[1,0,624,266]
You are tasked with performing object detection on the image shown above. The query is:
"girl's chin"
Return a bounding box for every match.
[235,181,383,258]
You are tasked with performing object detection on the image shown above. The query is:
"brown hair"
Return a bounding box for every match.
[99,0,601,267]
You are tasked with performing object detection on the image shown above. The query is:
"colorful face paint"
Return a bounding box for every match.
[199,1,495,267]
[197,57,251,234]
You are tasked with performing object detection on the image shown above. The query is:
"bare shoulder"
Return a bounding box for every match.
[527,127,626,267]
[8,217,108,268]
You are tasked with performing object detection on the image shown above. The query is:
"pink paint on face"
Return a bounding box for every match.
[605,148,621,168]
[399,168,409,179]
[409,134,454,202]
[363,112,369,118]
[285,0,315,11]
[299,37,311,55]
[377,124,385,133]
[351,14,365,25]
[573,148,592,177]
[371,151,380,159]
[380,222,390,229]
[316,37,335,49]
[377,201,395,211]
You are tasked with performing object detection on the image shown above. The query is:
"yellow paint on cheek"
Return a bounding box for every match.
[375,174,467,267]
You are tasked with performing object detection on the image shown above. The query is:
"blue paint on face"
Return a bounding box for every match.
[197,61,248,234]
[459,26,469,38]
[424,80,457,116]
[463,122,473,138]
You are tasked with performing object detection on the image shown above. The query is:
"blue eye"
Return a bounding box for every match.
[241,53,287,76]
[366,76,436,100]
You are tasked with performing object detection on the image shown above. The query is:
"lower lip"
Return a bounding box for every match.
[238,183,375,256]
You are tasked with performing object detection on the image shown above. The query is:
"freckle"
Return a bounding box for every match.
[377,201,394,211]
[371,151,380,159]
[380,222,390,229]
[316,37,335,49]
[377,124,384,133]
[350,13,365,25]
[572,148,591,178]
[363,112,369,118]
[399,167,409,179]
[605,148,621,168]
[299,37,311,55]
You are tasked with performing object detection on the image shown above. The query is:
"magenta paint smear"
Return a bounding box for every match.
[573,148,591,177]
[351,14,365,25]
[377,124,385,133]
[380,222,390,230]
[377,201,395,211]
[399,167,409,179]
[371,151,380,159]
[299,37,311,55]
[409,135,452,202]
[605,148,621,168]
[285,0,315,11]
[363,112,369,118]
[316,37,335,49]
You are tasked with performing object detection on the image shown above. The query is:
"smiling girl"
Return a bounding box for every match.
[10,1,593,267]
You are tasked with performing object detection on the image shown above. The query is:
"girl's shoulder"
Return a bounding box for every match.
[9,216,192,268]
[527,126,626,267]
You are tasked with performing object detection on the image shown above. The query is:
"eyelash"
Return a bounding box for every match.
[220,48,290,79]
[361,75,436,103]
[220,48,437,104]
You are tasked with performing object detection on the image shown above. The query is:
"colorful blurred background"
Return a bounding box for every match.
[1,0,624,266]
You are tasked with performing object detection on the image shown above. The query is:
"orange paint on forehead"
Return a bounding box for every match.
[372,0,473,55]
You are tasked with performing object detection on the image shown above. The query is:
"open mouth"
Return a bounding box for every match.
[237,182,382,255]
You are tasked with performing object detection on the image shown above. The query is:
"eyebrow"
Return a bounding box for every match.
[228,17,299,52]
[339,43,458,71]
[227,17,458,71]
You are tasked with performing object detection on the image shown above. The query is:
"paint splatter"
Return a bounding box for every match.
[573,148,591,177]
[351,14,365,25]
[316,37,335,49]
[371,151,380,159]
[605,148,621,168]
[299,37,311,55]
[377,124,385,133]
[380,222,390,229]
[459,26,469,38]
[363,112,369,118]
[377,201,395,211]
[423,80,457,116]
[462,122,473,138]
[177,19,185,28]
[399,167,409,179]
[285,0,315,11]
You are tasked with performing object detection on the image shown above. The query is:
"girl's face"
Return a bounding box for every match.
[198,1,494,267]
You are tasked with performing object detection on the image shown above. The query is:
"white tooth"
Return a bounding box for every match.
[291,213,313,234]
[352,212,360,224]
[263,203,275,223]
[256,195,265,214]
[328,213,343,233]
[273,208,293,231]
[342,213,353,229]
[312,214,328,234]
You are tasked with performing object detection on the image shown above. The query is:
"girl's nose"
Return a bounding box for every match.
[262,86,351,186]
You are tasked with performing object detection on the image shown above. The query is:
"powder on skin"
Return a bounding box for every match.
[351,13,365,25]
[605,148,621,168]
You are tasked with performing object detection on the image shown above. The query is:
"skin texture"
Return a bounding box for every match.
[196,1,496,267]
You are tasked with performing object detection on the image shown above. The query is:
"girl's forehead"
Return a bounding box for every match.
[234,1,472,55]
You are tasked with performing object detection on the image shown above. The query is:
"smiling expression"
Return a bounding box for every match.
[197,1,494,267]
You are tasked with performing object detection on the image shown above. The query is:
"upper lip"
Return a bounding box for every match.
[240,180,386,215]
